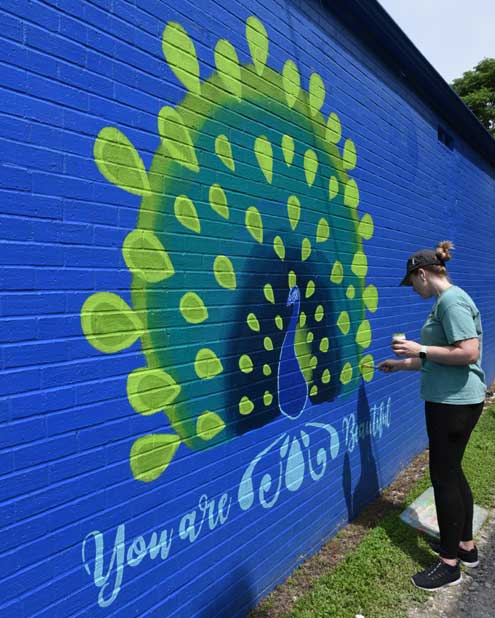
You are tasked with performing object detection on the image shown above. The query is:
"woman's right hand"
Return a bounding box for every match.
[377,359,401,373]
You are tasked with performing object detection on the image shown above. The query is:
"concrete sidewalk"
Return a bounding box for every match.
[408,499,495,618]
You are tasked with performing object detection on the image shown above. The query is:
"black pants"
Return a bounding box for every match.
[425,400,484,560]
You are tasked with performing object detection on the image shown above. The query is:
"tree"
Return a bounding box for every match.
[451,58,495,137]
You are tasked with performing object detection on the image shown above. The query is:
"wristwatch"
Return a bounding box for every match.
[419,345,427,359]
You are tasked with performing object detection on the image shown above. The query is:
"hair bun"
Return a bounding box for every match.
[436,240,454,263]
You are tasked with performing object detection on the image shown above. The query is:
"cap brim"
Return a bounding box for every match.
[399,274,412,286]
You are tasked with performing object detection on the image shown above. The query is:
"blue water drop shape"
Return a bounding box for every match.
[285,436,305,491]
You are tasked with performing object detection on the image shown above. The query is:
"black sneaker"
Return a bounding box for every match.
[428,540,479,568]
[412,560,462,591]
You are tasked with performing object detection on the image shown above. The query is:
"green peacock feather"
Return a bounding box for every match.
[80,16,378,483]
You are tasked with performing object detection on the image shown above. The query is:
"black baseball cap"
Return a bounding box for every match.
[400,249,444,286]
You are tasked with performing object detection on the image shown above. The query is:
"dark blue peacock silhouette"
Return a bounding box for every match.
[80,16,378,484]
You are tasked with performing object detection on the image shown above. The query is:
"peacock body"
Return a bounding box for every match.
[81,16,378,483]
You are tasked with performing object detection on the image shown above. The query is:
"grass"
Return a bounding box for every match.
[283,403,495,618]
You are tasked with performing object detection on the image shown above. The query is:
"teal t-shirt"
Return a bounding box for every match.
[420,286,486,404]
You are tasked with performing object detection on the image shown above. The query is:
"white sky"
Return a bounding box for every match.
[378,0,495,83]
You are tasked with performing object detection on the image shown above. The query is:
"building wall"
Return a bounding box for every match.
[1,1,494,617]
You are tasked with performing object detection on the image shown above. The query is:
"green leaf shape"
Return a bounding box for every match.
[81,292,142,353]
[180,292,208,324]
[330,260,344,284]
[326,112,342,144]
[246,16,268,76]
[239,396,254,416]
[209,184,230,220]
[264,283,275,304]
[239,354,254,373]
[310,385,318,396]
[358,213,374,240]
[245,206,263,243]
[162,22,201,95]
[127,367,181,415]
[322,368,331,384]
[264,336,274,351]
[282,59,300,108]
[351,251,368,278]
[320,337,329,352]
[287,195,301,231]
[288,270,297,288]
[340,362,353,385]
[275,315,283,330]
[356,319,372,349]
[306,331,314,343]
[343,138,357,170]
[309,72,325,116]
[304,149,318,187]
[130,434,181,483]
[263,364,272,376]
[195,348,224,379]
[329,176,339,200]
[158,106,199,172]
[247,313,260,331]
[215,134,235,171]
[263,391,273,406]
[346,284,356,299]
[281,134,295,166]
[337,310,350,335]
[359,354,375,382]
[174,195,201,233]
[254,135,273,183]
[123,229,175,283]
[214,255,237,289]
[214,39,242,100]
[363,284,379,313]
[344,178,360,208]
[294,324,313,385]
[196,411,225,441]
[301,238,312,262]
[305,280,315,298]
[274,235,285,260]
[315,304,324,322]
[94,127,151,196]
[316,218,330,243]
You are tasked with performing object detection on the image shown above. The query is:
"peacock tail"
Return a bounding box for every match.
[80,16,378,483]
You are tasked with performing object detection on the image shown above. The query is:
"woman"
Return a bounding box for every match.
[378,240,486,591]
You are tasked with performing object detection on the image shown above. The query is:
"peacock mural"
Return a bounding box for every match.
[80,16,378,485]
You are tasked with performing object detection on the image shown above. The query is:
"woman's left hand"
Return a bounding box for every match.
[392,338,422,358]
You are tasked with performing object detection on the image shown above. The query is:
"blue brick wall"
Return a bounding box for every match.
[1,1,494,617]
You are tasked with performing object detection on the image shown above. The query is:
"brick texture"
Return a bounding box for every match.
[1,1,494,617]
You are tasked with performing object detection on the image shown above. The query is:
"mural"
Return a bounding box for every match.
[80,15,378,484]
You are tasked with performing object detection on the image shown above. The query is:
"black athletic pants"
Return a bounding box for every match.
[425,400,484,560]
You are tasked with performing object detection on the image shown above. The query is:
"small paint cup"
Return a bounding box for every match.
[392,333,406,356]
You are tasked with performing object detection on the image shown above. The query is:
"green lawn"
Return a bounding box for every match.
[284,403,495,618]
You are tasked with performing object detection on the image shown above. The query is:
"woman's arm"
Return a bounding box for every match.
[377,357,422,372]
[392,338,479,366]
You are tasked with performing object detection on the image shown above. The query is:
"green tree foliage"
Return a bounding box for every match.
[451,58,495,137]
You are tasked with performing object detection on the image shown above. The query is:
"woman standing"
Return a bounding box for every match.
[378,241,486,591]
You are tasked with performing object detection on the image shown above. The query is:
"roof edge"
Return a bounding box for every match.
[322,0,495,164]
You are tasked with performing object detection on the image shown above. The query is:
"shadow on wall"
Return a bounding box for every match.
[342,381,380,520]
[197,565,255,618]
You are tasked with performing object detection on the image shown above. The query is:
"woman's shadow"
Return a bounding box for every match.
[342,381,433,568]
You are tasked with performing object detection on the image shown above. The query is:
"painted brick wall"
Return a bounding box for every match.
[1,1,494,617]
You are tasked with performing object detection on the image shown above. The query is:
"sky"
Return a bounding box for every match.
[378,0,495,83]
